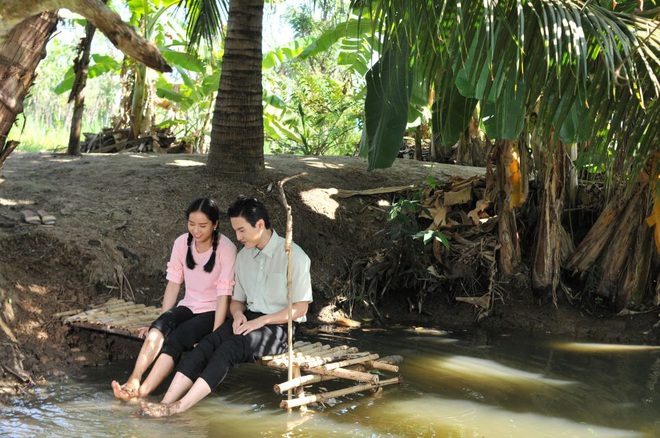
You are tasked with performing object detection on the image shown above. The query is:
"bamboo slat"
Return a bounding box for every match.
[59,299,160,340]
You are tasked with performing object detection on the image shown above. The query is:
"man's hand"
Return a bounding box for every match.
[233,317,265,336]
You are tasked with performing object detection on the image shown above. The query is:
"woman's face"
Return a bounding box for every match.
[188,211,215,245]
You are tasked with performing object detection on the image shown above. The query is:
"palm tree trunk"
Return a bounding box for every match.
[207,0,264,179]
[0,11,58,167]
[68,20,97,155]
[492,139,522,275]
[531,139,568,306]
[596,181,651,307]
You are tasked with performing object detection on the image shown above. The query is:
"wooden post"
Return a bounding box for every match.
[277,173,307,406]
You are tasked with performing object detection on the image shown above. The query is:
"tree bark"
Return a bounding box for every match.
[0,11,58,167]
[491,139,522,276]
[0,0,170,73]
[531,139,568,306]
[67,19,97,155]
[597,182,650,306]
[207,0,265,179]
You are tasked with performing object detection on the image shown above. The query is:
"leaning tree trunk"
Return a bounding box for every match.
[207,0,264,179]
[490,139,523,276]
[596,180,653,308]
[0,11,58,168]
[565,169,657,310]
[1,0,169,73]
[531,138,569,306]
[67,18,97,155]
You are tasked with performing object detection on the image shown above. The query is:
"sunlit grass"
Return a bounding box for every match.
[8,117,106,153]
[9,123,69,153]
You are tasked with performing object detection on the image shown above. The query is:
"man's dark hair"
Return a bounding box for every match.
[227,196,271,229]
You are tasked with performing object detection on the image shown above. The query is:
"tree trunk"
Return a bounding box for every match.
[67,19,97,155]
[0,11,58,167]
[491,139,522,275]
[596,182,650,307]
[531,139,568,306]
[207,0,264,179]
[414,125,422,161]
[1,0,169,73]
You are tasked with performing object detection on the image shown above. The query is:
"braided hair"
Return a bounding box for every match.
[185,198,221,272]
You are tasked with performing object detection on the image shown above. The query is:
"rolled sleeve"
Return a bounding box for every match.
[165,235,187,284]
[214,235,237,297]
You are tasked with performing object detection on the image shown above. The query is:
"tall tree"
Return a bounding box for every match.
[0,12,58,168]
[67,17,99,156]
[207,0,265,177]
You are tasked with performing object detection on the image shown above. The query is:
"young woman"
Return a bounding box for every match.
[111,197,236,401]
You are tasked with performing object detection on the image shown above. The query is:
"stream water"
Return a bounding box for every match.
[2,328,659,437]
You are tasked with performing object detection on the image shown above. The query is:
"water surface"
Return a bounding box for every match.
[2,328,658,437]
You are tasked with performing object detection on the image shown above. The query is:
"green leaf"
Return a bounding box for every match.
[433,74,478,147]
[558,98,592,143]
[53,68,75,95]
[160,48,204,72]
[481,75,527,140]
[262,38,313,70]
[361,40,413,171]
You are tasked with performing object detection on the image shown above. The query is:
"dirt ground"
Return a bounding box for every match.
[1,151,658,402]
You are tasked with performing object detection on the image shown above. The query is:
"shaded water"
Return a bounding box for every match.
[2,328,659,437]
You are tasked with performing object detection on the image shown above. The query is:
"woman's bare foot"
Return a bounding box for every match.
[140,401,181,417]
[111,380,140,402]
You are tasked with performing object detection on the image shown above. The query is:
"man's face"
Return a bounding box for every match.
[230,216,264,249]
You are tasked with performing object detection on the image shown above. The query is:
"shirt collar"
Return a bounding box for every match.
[250,229,280,259]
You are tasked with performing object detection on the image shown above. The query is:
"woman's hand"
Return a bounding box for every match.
[231,312,247,333]
[137,326,149,339]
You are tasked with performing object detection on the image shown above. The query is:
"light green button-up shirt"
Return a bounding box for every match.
[233,230,313,322]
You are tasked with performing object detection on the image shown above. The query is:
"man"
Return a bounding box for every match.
[141,196,313,417]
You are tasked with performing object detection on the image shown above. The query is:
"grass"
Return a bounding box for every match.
[7,120,109,153]
[8,122,69,153]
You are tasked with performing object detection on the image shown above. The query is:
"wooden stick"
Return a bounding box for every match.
[280,377,402,409]
[277,172,307,404]
[320,353,380,371]
[366,361,399,373]
[274,373,337,394]
[306,366,379,384]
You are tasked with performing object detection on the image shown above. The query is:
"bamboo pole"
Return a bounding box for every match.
[277,172,307,405]
[280,377,402,409]
[306,366,379,384]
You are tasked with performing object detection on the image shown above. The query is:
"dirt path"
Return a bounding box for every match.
[0,152,657,401]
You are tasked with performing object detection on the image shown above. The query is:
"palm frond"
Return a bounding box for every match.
[177,0,228,50]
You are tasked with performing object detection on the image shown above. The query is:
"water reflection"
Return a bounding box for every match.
[1,329,659,437]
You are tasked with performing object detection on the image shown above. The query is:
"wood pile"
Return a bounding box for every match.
[258,340,403,410]
[56,298,160,338]
[80,128,192,154]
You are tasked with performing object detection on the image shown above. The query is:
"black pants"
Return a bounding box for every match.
[150,306,215,362]
[177,311,293,389]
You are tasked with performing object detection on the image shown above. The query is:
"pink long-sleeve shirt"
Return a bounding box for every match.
[166,233,236,314]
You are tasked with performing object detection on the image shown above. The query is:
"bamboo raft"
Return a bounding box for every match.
[57,299,403,410]
[258,341,403,410]
[56,298,161,339]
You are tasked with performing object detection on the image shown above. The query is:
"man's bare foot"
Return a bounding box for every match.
[140,401,181,417]
[111,380,139,402]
